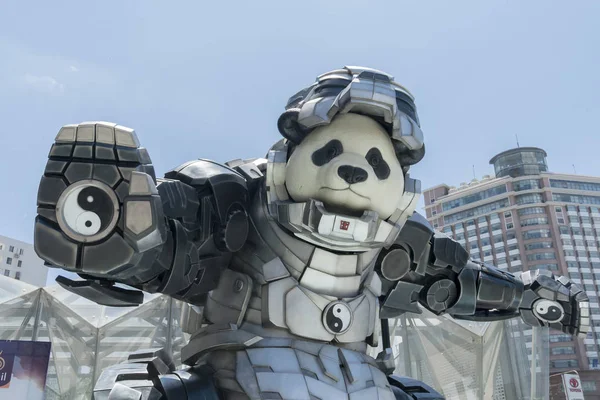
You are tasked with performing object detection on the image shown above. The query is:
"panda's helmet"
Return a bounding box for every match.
[265,66,424,252]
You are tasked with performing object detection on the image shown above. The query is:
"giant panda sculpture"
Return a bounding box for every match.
[34,66,589,400]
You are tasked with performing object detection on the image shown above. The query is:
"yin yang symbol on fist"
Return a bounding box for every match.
[532,299,565,324]
[323,301,353,334]
[56,180,120,243]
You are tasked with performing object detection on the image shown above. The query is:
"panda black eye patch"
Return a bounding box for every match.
[366,148,390,180]
[312,140,343,166]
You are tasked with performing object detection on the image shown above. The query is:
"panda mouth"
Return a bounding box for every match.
[321,187,370,200]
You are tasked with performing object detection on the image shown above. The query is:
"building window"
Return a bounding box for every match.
[6,257,12,265]
[525,242,554,250]
[432,211,437,216]
[441,185,508,212]
[15,271,20,280]
[518,207,546,216]
[3,270,9,277]
[551,346,575,355]
[0,244,3,251]
[504,211,512,218]
[550,179,600,192]
[18,248,23,255]
[550,334,572,343]
[534,263,559,271]
[560,226,570,235]
[444,199,511,224]
[17,260,22,267]
[515,193,544,205]
[522,229,552,240]
[583,381,597,392]
[520,217,548,227]
[553,193,600,205]
[557,218,565,224]
[513,179,541,191]
[506,222,514,230]
[527,252,556,261]
[551,359,579,368]
[9,245,14,253]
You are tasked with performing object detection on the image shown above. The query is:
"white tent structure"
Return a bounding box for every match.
[0,275,549,399]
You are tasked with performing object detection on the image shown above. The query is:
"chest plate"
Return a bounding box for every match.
[263,272,381,343]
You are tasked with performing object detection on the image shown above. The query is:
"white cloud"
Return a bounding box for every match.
[69,65,79,72]
[23,73,65,94]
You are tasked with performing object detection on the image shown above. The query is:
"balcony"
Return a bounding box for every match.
[509,249,520,256]
[578,256,590,262]
[568,210,578,216]
[561,234,572,240]
[491,229,503,237]
[568,268,579,274]
[591,257,600,263]
[584,279,595,285]
[565,256,577,262]
[581,268,591,273]
[484,256,494,262]
[571,278,582,284]
[574,235,584,240]
[511,260,522,267]
[482,245,492,251]
[576,246,587,251]
[587,352,599,358]
[563,245,574,250]
[496,252,507,258]
[480,233,490,240]
[583,223,593,229]
[507,238,518,245]
[586,338,596,344]
[494,242,504,249]
[467,225,476,231]
[497,263,508,269]
[455,227,464,234]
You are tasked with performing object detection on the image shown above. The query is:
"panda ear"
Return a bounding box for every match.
[394,142,425,167]
[277,109,308,145]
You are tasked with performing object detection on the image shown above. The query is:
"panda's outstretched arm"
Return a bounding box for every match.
[377,212,590,337]
[34,123,250,308]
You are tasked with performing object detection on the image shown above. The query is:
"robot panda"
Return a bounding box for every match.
[34,66,589,400]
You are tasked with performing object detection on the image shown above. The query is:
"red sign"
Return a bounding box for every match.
[339,220,350,231]
[570,378,579,388]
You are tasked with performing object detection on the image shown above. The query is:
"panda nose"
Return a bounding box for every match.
[338,165,368,184]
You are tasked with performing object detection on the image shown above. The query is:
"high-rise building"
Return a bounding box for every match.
[423,147,600,398]
[0,234,48,287]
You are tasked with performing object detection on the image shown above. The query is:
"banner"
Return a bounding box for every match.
[562,373,585,400]
[0,340,51,399]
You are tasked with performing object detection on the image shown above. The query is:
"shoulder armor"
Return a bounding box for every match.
[165,159,249,224]
[225,158,267,190]
[166,159,247,187]
[392,212,434,276]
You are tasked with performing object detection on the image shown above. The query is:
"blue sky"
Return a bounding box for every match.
[0,1,599,285]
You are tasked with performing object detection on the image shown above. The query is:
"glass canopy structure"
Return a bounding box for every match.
[0,275,549,399]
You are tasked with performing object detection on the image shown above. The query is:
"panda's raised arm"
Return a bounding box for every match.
[376,212,590,336]
[34,124,251,308]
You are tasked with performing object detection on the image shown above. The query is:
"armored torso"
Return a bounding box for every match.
[204,181,382,346]
[195,173,393,399]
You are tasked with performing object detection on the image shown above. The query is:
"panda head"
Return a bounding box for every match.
[284,113,404,220]
[265,66,423,251]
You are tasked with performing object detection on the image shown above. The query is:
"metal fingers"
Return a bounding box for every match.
[35,122,165,283]
[520,273,591,337]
